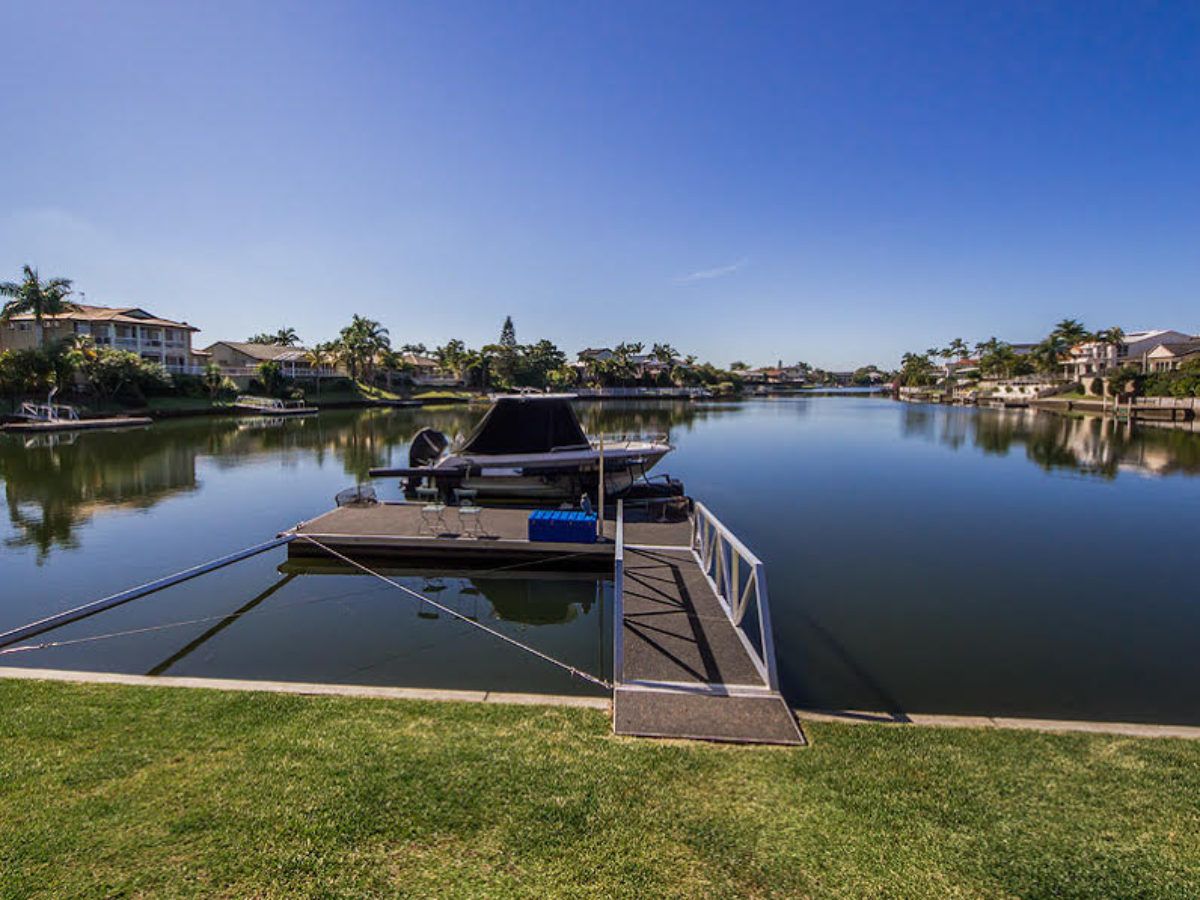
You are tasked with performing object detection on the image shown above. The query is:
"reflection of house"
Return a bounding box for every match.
[203,341,335,377]
[1062,330,1193,379]
[0,304,206,373]
[1145,339,1200,373]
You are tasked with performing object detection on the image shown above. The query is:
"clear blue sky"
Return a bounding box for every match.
[2,1,1197,369]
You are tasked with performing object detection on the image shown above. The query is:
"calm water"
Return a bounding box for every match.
[3,398,1199,723]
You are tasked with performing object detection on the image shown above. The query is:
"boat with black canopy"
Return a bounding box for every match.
[369,393,673,501]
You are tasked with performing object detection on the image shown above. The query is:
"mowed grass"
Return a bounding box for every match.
[2,681,1198,898]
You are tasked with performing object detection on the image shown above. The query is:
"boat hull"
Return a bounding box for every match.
[443,444,670,501]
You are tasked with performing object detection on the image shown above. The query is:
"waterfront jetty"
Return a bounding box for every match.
[286,498,802,744]
[2,415,153,433]
[1,399,151,433]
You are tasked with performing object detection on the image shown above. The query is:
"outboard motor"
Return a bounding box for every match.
[409,427,449,467]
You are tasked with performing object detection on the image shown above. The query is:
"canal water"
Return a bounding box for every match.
[2,398,1198,724]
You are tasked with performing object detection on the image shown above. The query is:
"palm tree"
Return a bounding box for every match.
[462,348,494,390]
[337,315,390,381]
[434,339,467,382]
[651,342,678,365]
[304,344,333,395]
[1052,318,1089,346]
[1029,336,1067,375]
[273,327,300,346]
[945,338,970,361]
[0,265,76,345]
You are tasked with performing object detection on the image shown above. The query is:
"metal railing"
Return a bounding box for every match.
[590,432,669,447]
[612,499,625,686]
[235,395,311,410]
[19,401,80,422]
[574,387,713,398]
[689,501,779,690]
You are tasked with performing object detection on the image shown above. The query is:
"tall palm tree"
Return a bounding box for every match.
[0,265,76,345]
[273,327,300,347]
[434,339,467,382]
[304,344,333,394]
[945,338,970,361]
[651,342,678,365]
[337,315,390,381]
[1052,318,1089,346]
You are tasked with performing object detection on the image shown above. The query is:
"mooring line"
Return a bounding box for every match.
[296,534,613,690]
[0,582,393,658]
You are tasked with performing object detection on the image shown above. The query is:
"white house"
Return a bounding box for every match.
[1061,329,1194,380]
[1144,339,1200,373]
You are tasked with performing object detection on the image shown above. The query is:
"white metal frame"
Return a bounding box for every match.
[612,499,625,686]
[19,401,80,422]
[689,501,780,691]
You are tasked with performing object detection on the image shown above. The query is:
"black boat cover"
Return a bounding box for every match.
[458,396,590,455]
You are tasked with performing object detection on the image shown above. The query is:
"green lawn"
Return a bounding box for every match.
[2,680,1198,898]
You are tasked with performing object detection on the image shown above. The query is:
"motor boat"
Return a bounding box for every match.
[233,395,317,416]
[369,394,673,501]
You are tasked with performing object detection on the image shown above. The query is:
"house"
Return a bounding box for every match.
[203,342,334,378]
[1144,339,1200,373]
[403,353,461,386]
[744,365,806,386]
[0,304,205,373]
[577,348,615,363]
[1061,330,1194,380]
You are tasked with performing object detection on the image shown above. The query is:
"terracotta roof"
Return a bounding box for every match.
[205,341,310,362]
[5,304,198,330]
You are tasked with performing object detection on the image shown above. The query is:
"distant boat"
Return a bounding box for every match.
[233,395,317,416]
[370,393,673,501]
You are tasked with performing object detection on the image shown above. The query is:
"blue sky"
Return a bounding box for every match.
[1,1,1197,369]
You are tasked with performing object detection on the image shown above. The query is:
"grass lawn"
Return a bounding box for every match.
[2,681,1198,897]
[412,389,474,402]
[307,381,406,404]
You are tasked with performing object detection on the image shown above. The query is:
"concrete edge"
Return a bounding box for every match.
[0,666,611,711]
[795,707,1200,740]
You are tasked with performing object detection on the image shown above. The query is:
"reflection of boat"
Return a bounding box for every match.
[233,395,317,416]
[370,394,672,501]
[236,415,312,431]
[277,558,600,626]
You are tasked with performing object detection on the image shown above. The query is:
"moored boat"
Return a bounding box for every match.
[233,395,318,416]
[369,394,673,501]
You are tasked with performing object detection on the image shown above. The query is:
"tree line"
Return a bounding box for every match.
[898,319,1126,386]
[244,314,744,393]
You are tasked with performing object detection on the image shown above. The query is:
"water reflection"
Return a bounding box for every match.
[902,406,1200,478]
[0,401,711,562]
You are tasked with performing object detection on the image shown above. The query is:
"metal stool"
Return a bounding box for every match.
[454,488,484,537]
[416,485,448,535]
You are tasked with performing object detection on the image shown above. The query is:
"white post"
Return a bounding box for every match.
[597,434,605,538]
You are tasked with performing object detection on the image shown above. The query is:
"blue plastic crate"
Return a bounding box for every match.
[528,509,598,544]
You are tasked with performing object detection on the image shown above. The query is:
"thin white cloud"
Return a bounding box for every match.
[674,258,747,284]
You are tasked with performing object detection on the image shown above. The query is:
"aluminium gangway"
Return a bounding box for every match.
[613,501,804,745]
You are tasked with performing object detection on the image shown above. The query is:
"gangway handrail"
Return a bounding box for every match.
[689,501,780,691]
[613,499,625,687]
[19,401,80,422]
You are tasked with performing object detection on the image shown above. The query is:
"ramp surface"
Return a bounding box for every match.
[617,547,803,745]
